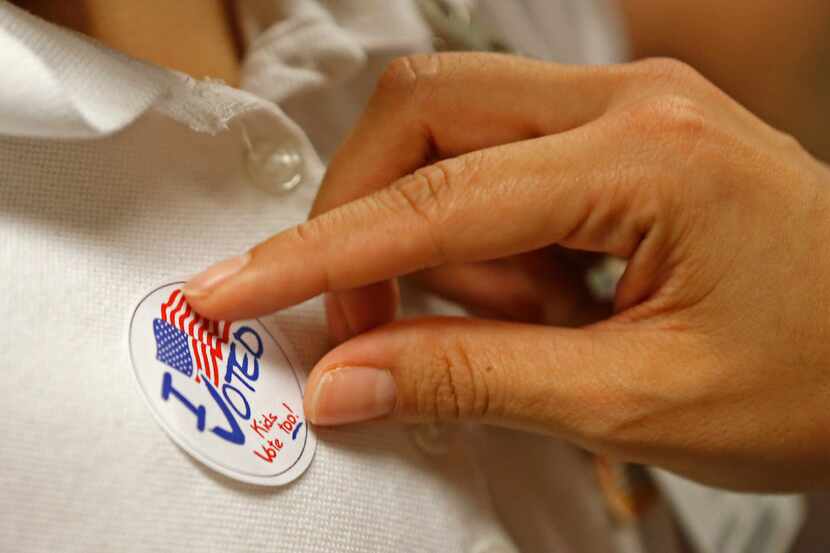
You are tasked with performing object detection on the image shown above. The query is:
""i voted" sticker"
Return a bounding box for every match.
[128,282,316,486]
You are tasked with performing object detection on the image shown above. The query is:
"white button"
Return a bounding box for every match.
[245,139,304,195]
[411,423,452,456]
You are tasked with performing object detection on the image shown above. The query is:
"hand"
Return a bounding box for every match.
[185,53,830,491]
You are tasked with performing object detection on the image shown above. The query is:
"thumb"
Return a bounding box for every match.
[303,317,664,446]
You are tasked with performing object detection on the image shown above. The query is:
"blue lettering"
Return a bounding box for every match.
[222,383,251,420]
[160,372,206,432]
[203,378,245,445]
[224,342,257,392]
[234,326,263,358]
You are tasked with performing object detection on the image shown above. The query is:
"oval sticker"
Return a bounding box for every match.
[128,282,316,486]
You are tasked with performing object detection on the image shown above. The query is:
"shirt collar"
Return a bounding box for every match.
[0,1,177,139]
[0,0,432,139]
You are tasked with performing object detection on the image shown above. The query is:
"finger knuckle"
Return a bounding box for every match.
[280,218,333,289]
[629,57,705,88]
[383,162,458,261]
[289,219,319,246]
[410,162,453,212]
[616,59,728,164]
[389,172,442,224]
[376,56,418,96]
[770,128,807,157]
[289,209,350,250]
[414,337,493,421]
[374,54,443,104]
[629,94,710,142]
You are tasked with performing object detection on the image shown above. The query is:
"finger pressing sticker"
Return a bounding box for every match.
[128,282,316,486]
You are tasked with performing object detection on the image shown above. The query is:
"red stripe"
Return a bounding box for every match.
[199,342,209,383]
[201,347,212,383]
[188,314,200,338]
[221,321,230,344]
[205,320,217,349]
[198,319,208,342]
[176,303,192,331]
[167,294,186,326]
[161,289,181,321]
[191,338,203,375]
[211,324,221,350]
[168,293,186,322]
[191,338,201,370]
[200,343,214,386]
[209,346,221,387]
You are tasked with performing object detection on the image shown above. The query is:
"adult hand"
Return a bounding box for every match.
[185,53,830,491]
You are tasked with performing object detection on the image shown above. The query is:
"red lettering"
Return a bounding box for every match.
[250,418,267,439]
[253,446,276,463]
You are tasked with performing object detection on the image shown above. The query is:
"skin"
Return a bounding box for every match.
[620,0,830,160]
[186,53,830,491]
[14,0,241,85]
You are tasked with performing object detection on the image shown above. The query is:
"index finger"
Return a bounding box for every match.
[184,112,660,321]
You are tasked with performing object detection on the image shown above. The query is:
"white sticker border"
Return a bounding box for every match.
[127,281,316,486]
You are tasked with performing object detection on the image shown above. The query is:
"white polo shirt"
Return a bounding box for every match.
[0,2,712,553]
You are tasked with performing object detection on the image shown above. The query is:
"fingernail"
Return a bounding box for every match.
[184,253,250,298]
[308,367,397,425]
